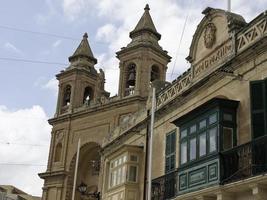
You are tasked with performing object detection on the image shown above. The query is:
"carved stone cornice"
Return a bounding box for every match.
[38,170,68,179]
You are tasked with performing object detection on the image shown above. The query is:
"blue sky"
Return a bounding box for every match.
[0,0,266,197]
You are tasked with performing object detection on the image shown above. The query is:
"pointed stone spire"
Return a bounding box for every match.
[69,32,97,64]
[129,4,161,40]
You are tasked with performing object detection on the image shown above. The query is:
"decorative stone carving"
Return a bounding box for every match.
[204,23,217,49]
[237,18,267,51]
[194,41,233,77]
[99,68,105,90]
[157,70,192,108]
[55,130,64,143]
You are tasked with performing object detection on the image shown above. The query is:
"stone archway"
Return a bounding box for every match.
[66,142,101,200]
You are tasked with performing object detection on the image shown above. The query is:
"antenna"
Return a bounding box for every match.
[227,0,231,12]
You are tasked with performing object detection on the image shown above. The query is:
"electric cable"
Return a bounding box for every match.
[0,24,109,45]
[170,0,193,79]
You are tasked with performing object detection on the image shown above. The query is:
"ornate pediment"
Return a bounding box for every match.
[186,7,246,79]
[187,8,245,63]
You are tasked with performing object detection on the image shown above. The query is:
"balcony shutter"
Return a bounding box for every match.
[250,81,266,138]
[165,131,176,173]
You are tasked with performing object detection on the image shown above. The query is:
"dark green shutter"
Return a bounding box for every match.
[165,131,176,173]
[250,81,266,138]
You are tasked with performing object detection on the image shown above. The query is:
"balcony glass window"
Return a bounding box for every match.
[179,112,218,165]
[199,132,207,157]
[109,153,138,188]
[209,113,217,125]
[128,165,137,182]
[190,137,197,160]
[174,98,239,194]
[181,142,187,164]
[199,119,207,129]
[181,129,187,139]
[190,125,197,134]
[209,127,217,153]
[223,113,233,121]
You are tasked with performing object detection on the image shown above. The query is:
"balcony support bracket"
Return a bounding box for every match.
[216,191,234,200]
[250,184,267,200]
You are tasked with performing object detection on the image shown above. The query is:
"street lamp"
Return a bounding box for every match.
[77,182,100,200]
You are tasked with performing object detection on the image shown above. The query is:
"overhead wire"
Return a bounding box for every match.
[0,163,46,167]
[0,141,49,147]
[0,56,181,75]
[170,0,193,79]
[0,24,109,45]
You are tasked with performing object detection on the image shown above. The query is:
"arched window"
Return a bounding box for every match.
[83,86,93,105]
[54,143,62,162]
[63,85,71,106]
[125,63,136,96]
[150,65,160,82]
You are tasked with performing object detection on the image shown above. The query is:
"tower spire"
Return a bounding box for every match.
[129,4,161,40]
[68,32,97,64]
[144,4,150,11]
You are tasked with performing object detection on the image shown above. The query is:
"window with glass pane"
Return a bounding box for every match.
[209,113,217,125]
[199,132,207,156]
[128,165,137,182]
[190,137,196,160]
[223,127,233,150]
[181,141,187,164]
[223,113,233,121]
[199,119,207,129]
[181,129,187,138]
[190,125,197,134]
[109,154,129,188]
[209,127,217,153]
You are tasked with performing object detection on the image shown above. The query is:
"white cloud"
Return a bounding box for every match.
[62,0,93,21]
[58,0,267,93]
[42,77,58,96]
[4,42,23,55]
[96,24,117,43]
[92,0,198,95]
[35,0,59,24]
[0,105,51,196]
[91,0,267,95]
[52,39,62,48]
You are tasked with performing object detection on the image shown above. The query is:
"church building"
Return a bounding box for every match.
[39,4,267,200]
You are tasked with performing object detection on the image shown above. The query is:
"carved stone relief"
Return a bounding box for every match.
[204,23,217,49]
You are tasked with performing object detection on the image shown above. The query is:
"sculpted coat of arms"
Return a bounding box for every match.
[204,23,217,49]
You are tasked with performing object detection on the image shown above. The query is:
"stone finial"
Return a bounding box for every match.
[144,4,150,11]
[83,32,88,39]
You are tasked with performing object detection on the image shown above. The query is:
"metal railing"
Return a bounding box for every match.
[220,135,267,184]
[151,171,177,200]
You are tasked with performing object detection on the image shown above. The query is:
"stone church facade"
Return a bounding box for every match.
[39,5,267,200]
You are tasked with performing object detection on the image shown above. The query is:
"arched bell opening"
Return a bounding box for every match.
[66,142,101,200]
[150,65,160,83]
[83,86,94,105]
[125,63,136,96]
[63,85,72,106]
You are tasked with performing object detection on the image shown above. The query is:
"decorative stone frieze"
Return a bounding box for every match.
[237,18,267,52]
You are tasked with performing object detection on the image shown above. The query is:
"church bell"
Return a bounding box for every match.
[127,71,135,86]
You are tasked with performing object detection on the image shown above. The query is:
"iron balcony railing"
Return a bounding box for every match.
[220,135,267,184]
[151,171,177,200]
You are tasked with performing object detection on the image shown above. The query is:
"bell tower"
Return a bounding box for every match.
[117,4,171,98]
[55,33,109,116]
